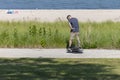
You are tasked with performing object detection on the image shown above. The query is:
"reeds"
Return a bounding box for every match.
[0,21,120,49]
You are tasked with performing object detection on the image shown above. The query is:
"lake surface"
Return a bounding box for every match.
[0,0,120,9]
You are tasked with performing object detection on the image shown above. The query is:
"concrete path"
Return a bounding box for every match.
[0,48,120,58]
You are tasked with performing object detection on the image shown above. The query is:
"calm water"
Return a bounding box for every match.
[0,0,120,9]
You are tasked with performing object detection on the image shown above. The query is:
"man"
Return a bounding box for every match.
[67,15,81,51]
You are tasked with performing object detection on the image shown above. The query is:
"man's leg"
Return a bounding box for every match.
[76,32,81,48]
[69,39,72,48]
[67,32,75,52]
[69,32,75,47]
[69,32,75,48]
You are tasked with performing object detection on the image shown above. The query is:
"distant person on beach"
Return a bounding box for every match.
[67,15,81,50]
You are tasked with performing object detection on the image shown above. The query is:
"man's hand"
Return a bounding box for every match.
[71,28,75,30]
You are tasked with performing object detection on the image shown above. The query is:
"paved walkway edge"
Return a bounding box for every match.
[0,48,120,58]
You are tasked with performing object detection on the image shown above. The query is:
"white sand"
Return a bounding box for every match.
[0,9,120,22]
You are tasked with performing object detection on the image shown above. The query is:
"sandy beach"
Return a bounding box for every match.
[0,9,120,22]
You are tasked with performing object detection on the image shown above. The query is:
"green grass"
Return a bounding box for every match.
[0,58,120,80]
[1,21,120,48]
[0,21,69,48]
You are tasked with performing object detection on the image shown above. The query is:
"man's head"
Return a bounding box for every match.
[67,15,72,20]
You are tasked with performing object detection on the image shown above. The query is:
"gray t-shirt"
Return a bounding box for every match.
[69,18,79,32]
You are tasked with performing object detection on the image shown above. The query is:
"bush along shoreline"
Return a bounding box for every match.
[0,21,120,49]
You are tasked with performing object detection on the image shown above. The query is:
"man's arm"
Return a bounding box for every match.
[68,22,74,30]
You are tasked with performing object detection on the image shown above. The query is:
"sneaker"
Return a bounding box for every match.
[79,47,83,52]
[67,47,72,52]
[79,47,82,49]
